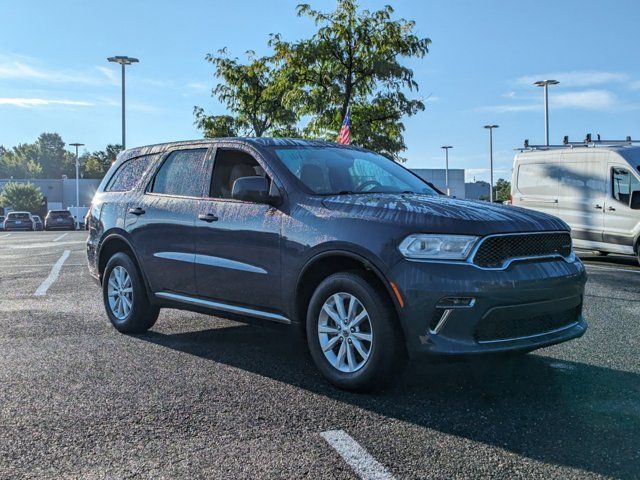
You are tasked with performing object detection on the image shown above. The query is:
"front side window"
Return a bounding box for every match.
[611,167,640,205]
[150,149,207,197]
[274,147,436,195]
[106,155,155,192]
[209,149,267,199]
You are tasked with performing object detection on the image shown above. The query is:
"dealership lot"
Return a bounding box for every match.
[0,231,638,479]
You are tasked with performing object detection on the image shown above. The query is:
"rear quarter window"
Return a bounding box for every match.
[105,155,155,192]
[517,163,558,196]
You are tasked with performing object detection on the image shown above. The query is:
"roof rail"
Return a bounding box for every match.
[516,133,640,151]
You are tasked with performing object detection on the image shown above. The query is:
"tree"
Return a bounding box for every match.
[194,50,298,138]
[80,144,123,179]
[0,182,44,212]
[270,0,430,160]
[36,133,75,178]
[494,178,511,202]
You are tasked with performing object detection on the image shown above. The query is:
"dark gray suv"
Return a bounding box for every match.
[87,138,587,391]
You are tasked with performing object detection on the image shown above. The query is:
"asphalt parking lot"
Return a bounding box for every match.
[0,231,638,479]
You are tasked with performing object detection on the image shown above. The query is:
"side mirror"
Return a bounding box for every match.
[232,176,271,204]
[630,191,640,210]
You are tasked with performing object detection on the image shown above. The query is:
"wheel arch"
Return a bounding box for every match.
[97,231,153,297]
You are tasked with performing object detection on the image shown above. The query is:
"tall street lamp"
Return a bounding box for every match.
[107,55,139,149]
[533,79,559,146]
[483,125,499,202]
[441,146,453,196]
[69,142,84,229]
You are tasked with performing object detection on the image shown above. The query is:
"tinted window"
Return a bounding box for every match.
[611,167,640,205]
[50,210,71,218]
[517,163,558,196]
[209,149,266,199]
[274,147,436,195]
[8,212,30,220]
[150,149,207,197]
[106,155,154,192]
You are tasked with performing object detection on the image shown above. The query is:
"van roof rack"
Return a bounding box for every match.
[516,133,640,151]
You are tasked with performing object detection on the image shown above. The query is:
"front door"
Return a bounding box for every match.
[603,164,640,251]
[195,147,283,313]
[128,147,211,295]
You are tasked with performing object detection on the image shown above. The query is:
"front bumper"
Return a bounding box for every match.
[390,256,587,356]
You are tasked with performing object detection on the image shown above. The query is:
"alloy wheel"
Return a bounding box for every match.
[317,292,373,373]
[107,266,134,321]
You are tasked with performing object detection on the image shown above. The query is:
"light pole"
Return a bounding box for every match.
[533,79,559,146]
[441,146,453,196]
[69,143,84,229]
[107,55,139,149]
[483,125,499,202]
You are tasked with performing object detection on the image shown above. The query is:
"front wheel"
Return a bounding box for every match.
[103,252,159,333]
[306,271,406,392]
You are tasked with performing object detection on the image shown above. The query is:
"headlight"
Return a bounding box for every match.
[398,234,479,260]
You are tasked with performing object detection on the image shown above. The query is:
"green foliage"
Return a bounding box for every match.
[0,182,44,212]
[0,135,121,181]
[194,50,298,137]
[270,0,430,160]
[80,144,123,179]
[494,178,511,202]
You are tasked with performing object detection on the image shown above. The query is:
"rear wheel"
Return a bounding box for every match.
[306,271,406,392]
[102,252,159,333]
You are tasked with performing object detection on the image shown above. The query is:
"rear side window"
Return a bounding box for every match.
[106,155,154,192]
[517,163,558,196]
[150,149,207,197]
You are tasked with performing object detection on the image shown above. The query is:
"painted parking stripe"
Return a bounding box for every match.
[53,233,68,242]
[0,233,10,238]
[34,250,70,296]
[585,264,640,274]
[321,430,394,480]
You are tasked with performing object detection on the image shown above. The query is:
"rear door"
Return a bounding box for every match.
[603,163,640,251]
[127,147,211,295]
[194,146,283,313]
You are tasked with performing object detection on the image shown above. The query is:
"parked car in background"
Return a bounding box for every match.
[32,215,44,231]
[88,138,587,391]
[512,138,640,264]
[0,215,5,231]
[45,210,75,230]
[4,211,35,231]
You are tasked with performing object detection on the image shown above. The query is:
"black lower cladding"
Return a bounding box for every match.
[475,306,581,342]
[472,232,572,268]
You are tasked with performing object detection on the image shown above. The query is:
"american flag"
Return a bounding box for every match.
[336,109,350,145]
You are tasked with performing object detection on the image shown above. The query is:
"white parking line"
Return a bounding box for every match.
[53,233,68,242]
[34,250,70,296]
[0,233,10,238]
[585,264,640,274]
[321,430,394,480]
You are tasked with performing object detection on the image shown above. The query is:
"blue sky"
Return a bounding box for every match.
[1,0,639,181]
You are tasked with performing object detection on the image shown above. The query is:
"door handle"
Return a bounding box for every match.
[128,207,145,216]
[594,204,603,210]
[607,206,616,212]
[198,213,218,223]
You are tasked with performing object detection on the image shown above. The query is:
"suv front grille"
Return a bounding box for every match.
[474,306,580,343]
[472,232,572,268]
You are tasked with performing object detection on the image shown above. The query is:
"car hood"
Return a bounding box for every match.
[321,193,568,235]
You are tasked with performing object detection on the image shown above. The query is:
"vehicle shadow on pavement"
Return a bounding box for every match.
[140,325,639,479]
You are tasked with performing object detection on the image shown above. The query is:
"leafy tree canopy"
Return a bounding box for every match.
[194,50,298,138]
[494,178,511,202]
[0,182,44,212]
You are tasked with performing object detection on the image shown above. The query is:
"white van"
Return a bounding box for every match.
[511,142,640,263]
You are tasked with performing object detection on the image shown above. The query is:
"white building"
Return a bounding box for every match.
[411,168,466,198]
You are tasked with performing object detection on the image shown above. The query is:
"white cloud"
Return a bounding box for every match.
[0,97,93,108]
[481,104,539,113]
[517,71,629,88]
[551,89,619,110]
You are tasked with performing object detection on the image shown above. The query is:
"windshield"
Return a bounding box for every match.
[274,147,437,195]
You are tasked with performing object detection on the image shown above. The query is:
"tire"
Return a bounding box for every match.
[306,271,407,392]
[102,252,159,333]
